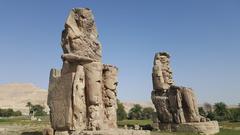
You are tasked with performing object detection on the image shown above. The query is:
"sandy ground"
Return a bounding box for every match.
[0,124,47,135]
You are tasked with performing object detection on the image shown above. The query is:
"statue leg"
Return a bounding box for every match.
[84,62,103,130]
[180,87,200,122]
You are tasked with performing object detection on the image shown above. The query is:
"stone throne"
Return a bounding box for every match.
[151,52,219,135]
[47,8,150,135]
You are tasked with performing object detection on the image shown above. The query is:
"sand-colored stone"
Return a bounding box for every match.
[102,64,118,129]
[55,131,70,135]
[151,94,172,123]
[42,128,54,135]
[61,8,101,62]
[0,128,6,135]
[76,129,151,135]
[73,65,87,130]
[175,121,220,135]
[84,62,104,130]
[48,72,75,130]
[151,52,219,134]
[47,8,151,135]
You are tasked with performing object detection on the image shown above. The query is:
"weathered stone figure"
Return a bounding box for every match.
[47,8,150,135]
[102,64,118,129]
[48,8,118,134]
[151,52,219,134]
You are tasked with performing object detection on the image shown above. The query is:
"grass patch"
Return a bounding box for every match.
[151,131,198,135]
[220,121,240,129]
[216,129,240,135]
[0,118,240,134]
[118,120,240,135]
[118,119,152,126]
[0,116,50,124]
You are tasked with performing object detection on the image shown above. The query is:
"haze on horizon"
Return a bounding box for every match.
[0,0,239,105]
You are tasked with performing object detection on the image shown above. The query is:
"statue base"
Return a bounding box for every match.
[44,129,150,135]
[173,121,219,135]
[78,129,150,135]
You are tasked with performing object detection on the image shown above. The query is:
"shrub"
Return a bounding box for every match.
[117,99,127,121]
[0,108,22,117]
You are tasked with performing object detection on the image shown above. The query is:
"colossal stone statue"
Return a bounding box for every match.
[151,52,220,135]
[47,8,150,135]
[48,8,118,133]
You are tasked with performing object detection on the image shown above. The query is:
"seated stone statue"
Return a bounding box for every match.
[151,52,209,131]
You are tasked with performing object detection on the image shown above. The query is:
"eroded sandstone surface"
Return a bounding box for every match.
[151,52,219,135]
[47,8,149,135]
[48,8,118,133]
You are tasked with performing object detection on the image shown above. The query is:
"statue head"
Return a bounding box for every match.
[72,8,97,37]
[62,8,101,62]
[152,52,174,89]
[154,52,170,65]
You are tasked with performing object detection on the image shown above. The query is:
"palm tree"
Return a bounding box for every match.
[26,102,32,116]
[214,102,227,117]
[213,102,229,121]
[128,104,143,120]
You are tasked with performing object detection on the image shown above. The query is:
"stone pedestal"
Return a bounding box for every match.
[174,121,220,135]
[77,129,151,135]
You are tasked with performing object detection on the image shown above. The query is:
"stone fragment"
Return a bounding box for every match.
[0,128,6,135]
[55,131,70,135]
[134,125,140,130]
[42,128,54,135]
[48,72,75,130]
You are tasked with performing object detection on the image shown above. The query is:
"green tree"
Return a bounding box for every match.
[228,108,240,122]
[207,111,216,120]
[117,100,127,121]
[26,102,33,115]
[142,107,154,119]
[0,108,22,117]
[214,102,227,116]
[128,104,143,120]
[31,104,47,116]
[214,102,228,121]
[13,110,22,116]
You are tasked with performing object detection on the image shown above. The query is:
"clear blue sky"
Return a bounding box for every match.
[0,0,239,105]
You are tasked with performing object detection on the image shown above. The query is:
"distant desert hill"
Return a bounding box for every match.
[122,101,154,113]
[0,83,237,116]
[0,83,48,115]
[0,83,163,115]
